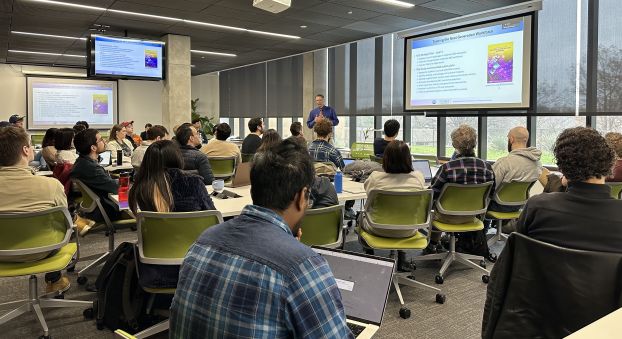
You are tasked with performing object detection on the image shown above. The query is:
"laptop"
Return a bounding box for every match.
[412,159,433,184]
[313,247,394,339]
[225,162,251,188]
[99,150,112,167]
[343,158,355,167]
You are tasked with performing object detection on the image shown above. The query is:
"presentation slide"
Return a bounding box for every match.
[405,15,532,111]
[27,77,117,130]
[93,35,164,79]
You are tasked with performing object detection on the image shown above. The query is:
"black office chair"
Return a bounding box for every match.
[482,233,622,339]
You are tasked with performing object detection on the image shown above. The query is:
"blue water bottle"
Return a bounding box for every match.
[334,168,343,193]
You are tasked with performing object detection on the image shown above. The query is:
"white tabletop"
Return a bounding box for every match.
[106,163,134,171]
[110,179,367,217]
[565,308,622,339]
[35,170,54,177]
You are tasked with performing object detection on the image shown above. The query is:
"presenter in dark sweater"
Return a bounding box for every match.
[374,119,400,156]
[241,117,264,154]
[307,94,339,129]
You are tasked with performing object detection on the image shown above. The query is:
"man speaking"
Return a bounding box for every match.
[307,94,339,129]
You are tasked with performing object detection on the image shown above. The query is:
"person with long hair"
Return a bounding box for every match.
[256,129,281,153]
[129,140,215,215]
[40,127,59,168]
[106,124,133,162]
[54,128,77,164]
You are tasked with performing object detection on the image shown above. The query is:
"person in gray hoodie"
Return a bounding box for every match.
[490,126,542,213]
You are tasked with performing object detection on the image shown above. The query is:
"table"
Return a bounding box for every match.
[110,179,367,218]
[106,163,134,172]
[565,308,622,338]
[35,171,53,177]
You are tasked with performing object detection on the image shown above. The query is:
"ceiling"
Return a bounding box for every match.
[0,0,525,75]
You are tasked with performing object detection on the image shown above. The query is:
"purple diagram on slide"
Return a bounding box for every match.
[92,94,108,115]
[487,42,513,83]
[145,50,158,69]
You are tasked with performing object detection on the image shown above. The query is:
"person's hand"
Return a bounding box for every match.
[296,228,303,241]
[314,115,322,123]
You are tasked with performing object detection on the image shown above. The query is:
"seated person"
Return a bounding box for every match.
[106,124,133,163]
[200,123,241,165]
[192,118,209,145]
[122,121,141,149]
[0,126,70,293]
[241,117,264,155]
[175,123,214,185]
[374,119,400,156]
[605,132,622,182]
[490,126,542,212]
[72,123,86,135]
[516,127,622,252]
[55,128,77,165]
[308,119,345,170]
[256,129,282,153]
[428,124,495,252]
[290,121,305,139]
[41,127,59,169]
[131,125,168,168]
[140,123,152,141]
[170,138,352,338]
[71,129,122,232]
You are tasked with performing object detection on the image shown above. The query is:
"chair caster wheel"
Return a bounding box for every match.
[39,335,51,339]
[436,294,446,304]
[131,226,137,231]
[53,293,64,299]
[407,274,416,280]
[399,307,411,319]
[435,275,444,284]
[488,253,497,263]
[479,260,486,268]
[66,265,75,273]
[83,307,94,319]
[96,319,105,330]
[77,276,88,285]
[482,275,490,284]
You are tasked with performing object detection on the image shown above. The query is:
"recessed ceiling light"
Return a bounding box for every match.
[191,49,237,57]
[8,49,85,58]
[27,0,300,39]
[12,31,87,41]
[373,0,415,8]
[300,25,307,29]
[348,10,353,14]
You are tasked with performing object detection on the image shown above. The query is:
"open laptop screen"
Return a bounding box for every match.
[412,159,433,181]
[99,150,111,166]
[313,247,394,325]
[343,158,355,167]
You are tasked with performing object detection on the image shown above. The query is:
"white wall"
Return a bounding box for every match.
[191,72,219,122]
[0,64,164,133]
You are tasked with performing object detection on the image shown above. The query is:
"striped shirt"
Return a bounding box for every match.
[309,140,345,170]
[430,156,496,199]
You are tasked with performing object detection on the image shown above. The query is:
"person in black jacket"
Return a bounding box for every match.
[71,129,122,224]
[175,123,214,185]
[241,117,264,154]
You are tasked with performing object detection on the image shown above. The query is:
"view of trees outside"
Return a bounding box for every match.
[410,116,437,155]
[486,117,527,161]
[355,116,375,143]
[281,117,293,137]
[333,117,350,149]
[445,117,478,156]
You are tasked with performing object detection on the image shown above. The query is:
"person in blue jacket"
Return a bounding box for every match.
[307,94,339,129]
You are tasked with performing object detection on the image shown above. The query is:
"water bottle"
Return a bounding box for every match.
[118,172,130,202]
[334,168,343,194]
[116,150,123,166]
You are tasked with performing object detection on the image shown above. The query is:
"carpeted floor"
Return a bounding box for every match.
[0,224,505,339]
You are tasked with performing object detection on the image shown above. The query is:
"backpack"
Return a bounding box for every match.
[455,230,497,262]
[93,242,154,332]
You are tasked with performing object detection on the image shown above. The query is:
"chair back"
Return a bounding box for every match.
[606,182,622,199]
[300,205,343,248]
[365,189,433,233]
[436,182,493,216]
[241,153,254,163]
[0,207,72,258]
[369,155,383,164]
[208,156,237,178]
[412,153,439,165]
[493,180,536,206]
[350,142,374,160]
[137,210,224,265]
[74,179,98,213]
[482,233,622,339]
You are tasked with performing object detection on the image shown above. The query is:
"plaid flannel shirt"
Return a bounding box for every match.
[430,156,496,199]
[170,205,353,339]
[308,140,345,170]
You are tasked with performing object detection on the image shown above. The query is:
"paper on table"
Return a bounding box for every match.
[335,278,355,292]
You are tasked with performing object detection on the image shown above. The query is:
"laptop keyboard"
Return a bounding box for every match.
[347,322,366,337]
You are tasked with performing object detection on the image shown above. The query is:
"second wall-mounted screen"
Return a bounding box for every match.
[90,35,165,80]
[404,15,533,111]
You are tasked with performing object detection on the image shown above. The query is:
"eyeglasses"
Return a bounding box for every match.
[96,138,104,144]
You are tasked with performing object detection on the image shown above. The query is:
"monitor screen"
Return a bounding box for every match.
[89,35,165,80]
[343,159,355,167]
[99,150,112,166]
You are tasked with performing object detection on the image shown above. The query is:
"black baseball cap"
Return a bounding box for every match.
[9,115,24,124]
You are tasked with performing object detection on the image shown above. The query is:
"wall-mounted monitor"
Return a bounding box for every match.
[88,35,165,80]
[404,15,533,111]
[27,77,118,130]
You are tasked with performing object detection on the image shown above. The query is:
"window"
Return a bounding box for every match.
[333,116,350,149]
[595,116,622,134]
[356,116,375,143]
[233,118,240,138]
[380,116,403,141]
[486,117,527,160]
[597,0,622,114]
[411,116,437,155]
[243,118,251,136]
[536,116,586,165]
[267,118,278,132]
[282,117,293,137]
[445,116,478,156]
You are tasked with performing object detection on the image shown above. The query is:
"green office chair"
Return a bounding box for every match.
[606,182,622,199]
[300,205,344,248]
[412,153,439,166]
[132,210,224,338]
[369,155,383,164]
[241,153,254,163]
[350,142,374,160]
[208,156,237,179]
[486,181,535,247]
[412,182,493,285]
[74,179,136,286]
[357,190,445,319]
[31,134,45,146]
[0,207,92,339]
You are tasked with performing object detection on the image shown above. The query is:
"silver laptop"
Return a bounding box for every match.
[313,247,394,339]
[99,150,112,167]
[412,159,433,184]
[225,162,251,188]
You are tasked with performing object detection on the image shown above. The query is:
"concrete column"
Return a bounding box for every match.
[302,53,315,142]
[161,34,191,131]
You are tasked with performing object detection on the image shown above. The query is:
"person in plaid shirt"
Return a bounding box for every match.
[170,138,353,339]
[426,124,495,253]
[308,119,345,170]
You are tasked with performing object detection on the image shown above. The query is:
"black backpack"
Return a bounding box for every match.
[455,230,497,262]
[92,242,152,332]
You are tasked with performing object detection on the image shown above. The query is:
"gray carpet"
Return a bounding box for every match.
[0,225,505,339]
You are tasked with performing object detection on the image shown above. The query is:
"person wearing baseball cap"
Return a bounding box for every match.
[121,120,141,149]
[9,115,25,128]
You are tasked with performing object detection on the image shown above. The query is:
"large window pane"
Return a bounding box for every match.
[267,118,278,132]
[356,116,375,143]
[243,118,251,136]
[411,116,437,155]
[233,118,240,138]
[595,116,622,134]
[597,0,622,113]
[334,116,350,149]
[380,116,403,141]
[486,117,527,161]
[536,116,586,165]
[282,117,293,137]
[445,117,478,156]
